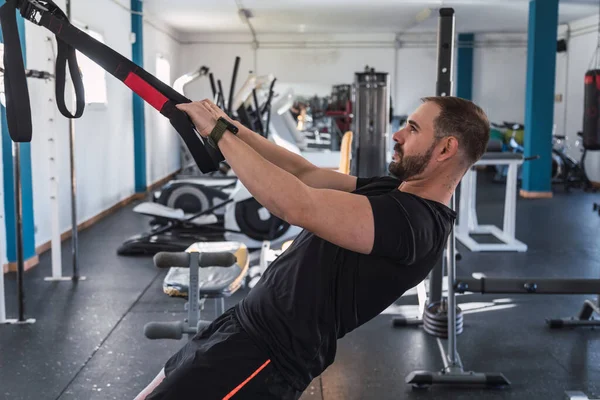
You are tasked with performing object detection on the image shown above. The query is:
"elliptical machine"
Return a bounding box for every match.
[117,178,300,255]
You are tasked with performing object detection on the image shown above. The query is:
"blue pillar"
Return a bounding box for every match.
[0,1,37,265]
[456,33,474,100]
[521,0,559,196]
[131,0,146,192]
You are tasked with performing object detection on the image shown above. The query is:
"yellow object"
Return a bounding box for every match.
[282,240,293,252]
[338,131,353,175]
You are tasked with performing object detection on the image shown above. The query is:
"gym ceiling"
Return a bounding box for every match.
[142,0,599,35]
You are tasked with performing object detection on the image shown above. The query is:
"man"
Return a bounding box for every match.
[135,96,490,399]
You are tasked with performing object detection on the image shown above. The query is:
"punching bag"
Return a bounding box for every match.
[583,69,600,150]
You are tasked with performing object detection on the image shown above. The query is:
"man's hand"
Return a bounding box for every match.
[176,100,234,137]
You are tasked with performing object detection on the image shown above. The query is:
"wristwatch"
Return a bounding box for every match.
[208,117,239,148]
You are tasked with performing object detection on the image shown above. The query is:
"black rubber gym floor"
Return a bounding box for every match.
[1,170,599,400]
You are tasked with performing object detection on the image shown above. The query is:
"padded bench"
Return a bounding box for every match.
[162,241,249,318]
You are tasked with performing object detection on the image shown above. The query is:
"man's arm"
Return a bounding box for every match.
[234,121,358,192]
[134,368,165,400]
[218,132,375,254]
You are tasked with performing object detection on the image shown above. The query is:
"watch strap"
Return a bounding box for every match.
[208,117,238,147]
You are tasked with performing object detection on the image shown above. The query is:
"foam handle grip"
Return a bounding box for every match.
[198,252,237,268]
[153,252,190,269]
[144,321,184,340]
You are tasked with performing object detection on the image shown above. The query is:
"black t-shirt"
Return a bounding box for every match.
[235,175,456,391]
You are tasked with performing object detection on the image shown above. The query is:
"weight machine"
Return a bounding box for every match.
[393,10,600,394]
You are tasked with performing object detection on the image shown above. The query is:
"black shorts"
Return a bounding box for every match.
[146,307,302,400]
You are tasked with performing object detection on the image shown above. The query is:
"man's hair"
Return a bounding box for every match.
[421,96,490,166]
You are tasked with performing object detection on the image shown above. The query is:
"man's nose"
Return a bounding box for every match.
[392,128,406,144]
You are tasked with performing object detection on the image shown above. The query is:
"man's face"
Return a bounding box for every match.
[389,102,441,181]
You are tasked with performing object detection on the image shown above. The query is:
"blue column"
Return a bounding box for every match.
[521,0,559,196]
[456,33,474,100]
[0,2,37,265]
[131,0,146,192]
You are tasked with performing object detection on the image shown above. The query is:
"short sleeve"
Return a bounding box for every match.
[355,176,401,191]
[366,193,416,262]
[355,176,379,190]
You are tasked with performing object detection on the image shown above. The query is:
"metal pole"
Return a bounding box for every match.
[435,6,458,368]
[2,144,36,326]
[43,36,64,282]
[404,9,509,388]
[66,0,79,281]
[13,142,25,322]
[446,196,458,366]
[69,117,79,280]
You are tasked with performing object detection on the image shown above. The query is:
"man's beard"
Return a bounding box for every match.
[388,142,437,181]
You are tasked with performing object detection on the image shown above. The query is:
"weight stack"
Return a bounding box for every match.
[422,299,464,338]
[351,67,390,177]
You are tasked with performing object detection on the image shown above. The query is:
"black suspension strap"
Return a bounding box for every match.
[0,0,223,173]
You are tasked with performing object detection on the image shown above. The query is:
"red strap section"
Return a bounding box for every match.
[124,72,169,111]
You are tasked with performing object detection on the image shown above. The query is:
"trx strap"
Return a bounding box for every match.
[0,0,223,173]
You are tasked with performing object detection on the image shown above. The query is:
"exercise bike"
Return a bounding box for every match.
[491,123,593,192]
[550,131,595,192]
[491,122,525,183]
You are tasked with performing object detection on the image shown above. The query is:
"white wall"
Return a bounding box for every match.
[144,24,183,184]
[179,33,395,104]
[472,34,528,125]
[177,31,536,178]
[179,33,261,104]
[179,31,530,125]
[259,33,396,99]
[560,14,600,182]
[395,46,437,117]
[21,0,180,248]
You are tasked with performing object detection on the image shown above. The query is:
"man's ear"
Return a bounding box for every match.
[438,136,460,161]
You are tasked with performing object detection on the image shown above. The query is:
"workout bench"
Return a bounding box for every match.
[144,242,249,340]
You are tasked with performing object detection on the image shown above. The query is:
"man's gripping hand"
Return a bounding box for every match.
[176,100,234,138]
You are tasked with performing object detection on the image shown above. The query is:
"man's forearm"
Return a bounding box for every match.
[233,121,316,179]
[216,131,308,223]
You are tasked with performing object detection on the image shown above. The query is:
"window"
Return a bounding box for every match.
[156,55,171,85]
[76,27,108,104]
